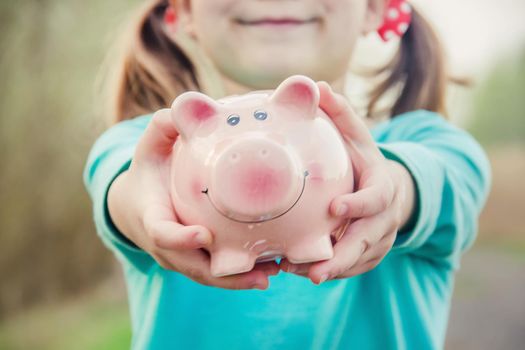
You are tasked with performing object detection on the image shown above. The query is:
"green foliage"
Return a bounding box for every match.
[467,47,525,145]
[0,289,131,350]
[0,0,140,317]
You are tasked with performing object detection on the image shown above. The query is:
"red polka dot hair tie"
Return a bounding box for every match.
[164,5,177,25]
[377,0,412,41]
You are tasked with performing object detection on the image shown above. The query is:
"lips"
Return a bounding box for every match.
[235,17,319,26]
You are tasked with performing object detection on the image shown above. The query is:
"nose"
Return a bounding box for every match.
[227,146,270,163]
[209,138,304,221]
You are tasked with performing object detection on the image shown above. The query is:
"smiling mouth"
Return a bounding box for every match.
[235,17,319,27]
[202,170,309,224]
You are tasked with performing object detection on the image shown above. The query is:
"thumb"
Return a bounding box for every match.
[135,108,179,161]
[317,82,383,168]
[317,81,376,148]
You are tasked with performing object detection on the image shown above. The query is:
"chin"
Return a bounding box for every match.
[234,56,323,89]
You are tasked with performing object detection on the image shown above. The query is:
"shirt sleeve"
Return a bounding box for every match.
[373,110,491,269]
[83,115,155,272]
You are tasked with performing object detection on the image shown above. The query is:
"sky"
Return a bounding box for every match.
[348,0,525,123]
[413,0,525,74]
[414,0,525,122]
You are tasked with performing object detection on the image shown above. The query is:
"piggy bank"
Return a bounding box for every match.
[170,75,353,277]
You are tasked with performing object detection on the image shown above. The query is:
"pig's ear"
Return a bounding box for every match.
[171,91,220,139]
[270,75,319,117]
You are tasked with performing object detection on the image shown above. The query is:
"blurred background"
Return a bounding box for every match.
[0,0,523,349]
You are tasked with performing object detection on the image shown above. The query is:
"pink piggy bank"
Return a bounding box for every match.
[170,75,353,277]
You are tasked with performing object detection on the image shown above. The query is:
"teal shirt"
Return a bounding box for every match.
[84,110,491,350]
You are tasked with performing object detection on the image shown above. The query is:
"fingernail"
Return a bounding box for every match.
[195,232,210,245]
[287,264,297,273]
[252,280,267,290]
[319,274,329,284]
[360,241,369,254]
[336,204,348,217]
[319,81,331,90]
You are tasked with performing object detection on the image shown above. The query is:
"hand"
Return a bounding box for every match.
[279,82,416,284]
[108,108,279,290]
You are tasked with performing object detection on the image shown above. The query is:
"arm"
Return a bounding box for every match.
[83,114,154,271]
[376,112,491,265]
[281,83,491,282]
[84,110,278,289]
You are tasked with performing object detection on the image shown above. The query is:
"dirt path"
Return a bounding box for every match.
[446,246,525,350]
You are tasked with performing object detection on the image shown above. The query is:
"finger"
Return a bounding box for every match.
[345,138,385,173]
[135,108,179,161]
[253,261,281,276]
[330,180,394,219]
[150,222,213,250]
[308,213,391,283]
[342,230,397,277]
[143,203,213,250]
[317,81,376,148]
[206,268,271,290]
[279,258,312,276]
[171,249,271,290]
[359,230,397,262]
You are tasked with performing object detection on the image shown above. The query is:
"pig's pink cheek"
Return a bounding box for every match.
[191,179,206,200]
[307,162,324,182]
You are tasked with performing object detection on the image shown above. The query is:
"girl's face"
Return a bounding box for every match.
[175,0,386,90]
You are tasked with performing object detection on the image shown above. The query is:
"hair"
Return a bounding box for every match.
[105,0,450,123]
[366,6,450,118]
[104,0,199,124]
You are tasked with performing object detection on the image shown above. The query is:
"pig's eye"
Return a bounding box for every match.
[254,110,268,121]
[227,114,240,126]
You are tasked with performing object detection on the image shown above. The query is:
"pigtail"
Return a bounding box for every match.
[367,6,449,119]
[106,0,199,123]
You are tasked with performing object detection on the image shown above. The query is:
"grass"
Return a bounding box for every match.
[0,284,131,350]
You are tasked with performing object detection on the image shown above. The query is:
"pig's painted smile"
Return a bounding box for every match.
[202,170,309,224]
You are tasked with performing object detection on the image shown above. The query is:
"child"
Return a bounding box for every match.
[84,0,491,348]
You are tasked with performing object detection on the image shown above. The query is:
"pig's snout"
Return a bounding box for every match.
[209,139,304,221]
